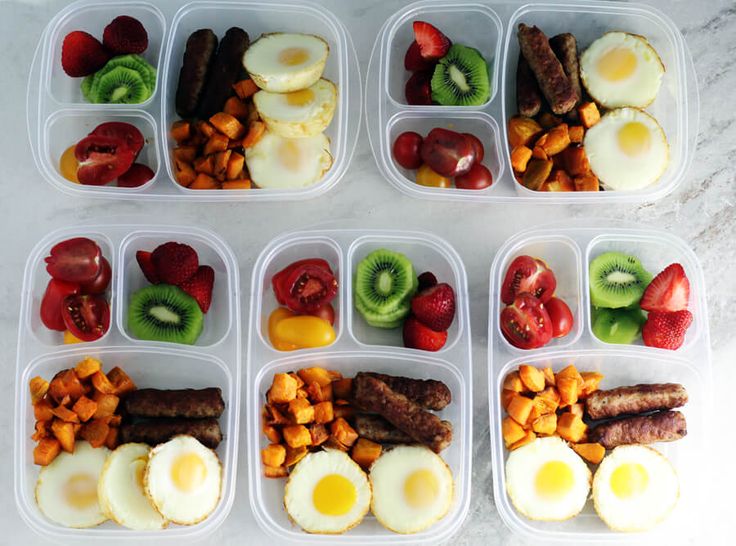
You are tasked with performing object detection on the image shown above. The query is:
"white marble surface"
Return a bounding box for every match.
[1,0,734,544]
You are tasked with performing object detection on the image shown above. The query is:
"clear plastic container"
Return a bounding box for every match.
[366,0,699,203]
[487,222,713,542]
[27,0,361,201]
[14,224,241,540]
[246,229,472,544]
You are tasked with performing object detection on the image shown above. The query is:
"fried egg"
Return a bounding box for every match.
[243,33,329,93]
[98,443,167,530]
[253,78,337,138]
[245,130,332,189]
[580,32,664,108]
[584,107,669,191]
[284,449,371,534]
[144,435,222,525]
[370,445,453,534]
[35,441,109,528]
[593,445,679,532]
[505,436,591,521]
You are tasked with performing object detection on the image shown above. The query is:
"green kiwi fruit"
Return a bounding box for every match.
[431,44,490,106]
[101,54,157,91]
[355,294,410,329]
[354,249,416,326]
[81,75,95,101]
[93,67,150,104]
[592,307,645,344]
[128,284,204,345]
[589,252,652,309]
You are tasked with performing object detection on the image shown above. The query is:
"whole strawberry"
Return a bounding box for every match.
[403,316,448,351]
[411,282,456,331]
[103,16,148,55]
[61,31,110,77]
[642,310,693,350]
[151,242,199,286]
[180,265,215,313]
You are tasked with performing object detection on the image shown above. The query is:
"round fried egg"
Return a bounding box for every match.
[584,107,669,191]
[35,441,109,528]
[505,436,591,521]
[370,445,453,534]
[593,445,679,532]
[144,435,222,525]
[98,443,167,530]
[580,32,664,108]
[243,33,329,93]
[254,78,337,138]
[284,449,371,534]
[245,130,332,189]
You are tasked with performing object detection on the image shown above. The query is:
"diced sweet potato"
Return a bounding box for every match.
[294,388,308,400]
[313,401,334,425]
[34,398,54,422]
[34,438,61,466]
[509,430,536,451]
[29,376,50,404]
[285,445,308,467]
[264,465,288,478]
[190,173,219,190]
[173,145,198,163]
[538,112,562,129]
[574,173,599,192]
[72,396,97,422]
[104,426,119,450]
[298,367,332,387]
[242,121,266,148]
[522,159,553,191]
[92,392,119,418]
[508,116,543,148]
[563,145,590,177]
[74,357,102,379]
[210,113,245,140]
[283,425,312,448]
[213,150,232,180]
[309,423,329,446]
[507,393,534,426]
[533,394,558,415]
[91,370,116,395]
[324,437,349,452]
[51,419,75,452]
[502,416,526,447]
[288,397,314,424]
[289,373,305,388]
[541,123,570,156]
[510,146,532,172]
[539,386,560,404]
[196,120,216,139]
[330,417,358,447]
[568,125,584,143]
[540,169,574,192]
[557,413,587,443]
[572,443,605,464]
[194,155,215,175]
[333,405,355,420]
[264,404,289,426]
[222,179,252,190]
[519,365,545,392]
[32,420,49,441]
[51,404,79,423]
[580,371,605,397]
[542,367,556,387]
[107,367,136,396]
[48,369,85,403]
[503,371,524,392]
[226,152,245,180]
[532,413,557,435]
[531,146,548,160]
[263,424,281,443]
[270,373,298,404]
[105,415,122,427]
[556,377,579,407]
[204,133,229,155]
[351,438,382,469]
[261,443,286,467]
[174,158,197,187]
[223,96,249,118]
[578,102,600,128]
[568,403,585,418]
[556,365,583,387]
[170,120,191,143]
[58,395,71,407]
[81,418,110,448]
[501,389,516,411]
[233,79,259,100]
[525,403,541,428]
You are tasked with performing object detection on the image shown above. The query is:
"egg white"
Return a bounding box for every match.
[254,78,337,138]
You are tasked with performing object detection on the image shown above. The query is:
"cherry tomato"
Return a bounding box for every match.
[40,279,80,331]
[500,292,552,349]
[273,315,336,349]
[455,163,493,190]
[61,294,110,342]
[272,259,333,305]
[91,122,144,155]
[462,133,485,163]
[416,163,451,188]
[500,255,557,305]
[79,257,111,295]
[284,264,338,313]
[393,131,424,169]
[268,307,299,351]
[118,163,154,188]
[59,145,79,183]
[75,135,136,185]
[306,303,335,325]
[45,237,101,283]
[545,296,573,338]
[420,127,476,177]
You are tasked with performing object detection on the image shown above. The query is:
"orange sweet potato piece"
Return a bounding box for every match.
[509,430,536,451]
[105,414,122,427]
[502,416,526,447]
[288,398,314,424]
[522,159,553,191]
[568,403,585,418]
[542,367,556,387]
[351,438,382,469]
[264,404,289,426]
[107,367,136,396]
[204,133,229,155]
[34,398,54,422]
[34,438,61,466]
[51,404,79,423]
[51,419,75,452]
[285,445,308,467]
[532,413,557,435]
[92,392,119,418]
[221,179,251,190]
[72,396,97,422]
[557,413,587,443]
[283,425,312,448]
[330,417,358,447]
[194,155,215,175]
[563,146,590,177]
[501,389,516,411]
[538,112,562,129]
[223,96,249,119]
[213,150,232,180]
[264,465,288,478]
[263,424,281,444]
[568,125,584,143]
[174,158,197,187]
[533,394,558,415]
[580,371,605,397]
[261,443,286,467]
[173,145,198,163]
[572,442,605,464]
[539,386,560,404]
[48,369,85,403]
[242,121,266,148]
[270,373,298,404]
[104,426,119,450]
[519,365,545,392]
[507,393,534,426]
[29,376,50,404]
[310,423,329,446]
[508,116,543,148]
[307,381,333,403]
[170,120,191,143]
[289,373,305,388]
[32,420,49,441]
[74,357,102,379]
[298,367,332,387]
[531,145,548,160]
[541,123,570,156]
[90,370,116,395]
[574,172,599,192]
[503,371,524,392]
[190,173,219,190]
[226,152,245,180]
[540,169,574,192]
[233,79,259,100]
[294,387,308,400]
[196,120,216,139]
[510,146,533,172]
[81,418,110,448]
[556,377,579,407]
[578,101,600,128]
[313,401,334,425]
[557,365,584,387]
[210,113,245,140]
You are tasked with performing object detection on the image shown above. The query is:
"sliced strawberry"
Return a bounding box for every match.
[151,242,199,286]
[642,310,693,350]
[640,263,690,313]
[180,265,215,313]
[136,250,159,284]
[61,31,110,77]
[405,70,433,105]
[417,271,438,291]
[103,15,148,55]
[411,282,456,331]
[413,21,451,60]
[404,41,436,72]
[403,315,448,351]
[118,163,154,187]
[75,135,135,185]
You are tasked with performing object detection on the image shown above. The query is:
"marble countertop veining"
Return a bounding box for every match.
[1,0,734,544]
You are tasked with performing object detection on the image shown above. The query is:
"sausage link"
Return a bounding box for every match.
[197,27,249,118]
[361,372,451,410]
[516,56,542,117]
[549,33,582,113]
[124,388,225,419]
[353,414,413,444]
[176,29,218,117]
[120,417,223,449]
[588,411,687,449]
[586,383,688,420]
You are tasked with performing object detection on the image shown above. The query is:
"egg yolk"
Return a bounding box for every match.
[312,474,356,516]
[286,88,315,107]
[535,461,574,499]
[59,145,79,183]
[618,122,651,156]
[64,474,98,509]
[598,47,637,81]
[279,139,303,171]
[611,463,649,499]
[404,469,439,509]
[279,47,309,66]
[171,453,207,492]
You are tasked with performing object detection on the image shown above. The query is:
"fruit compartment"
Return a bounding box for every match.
[42,109,160,193]
[489,350,709,542]
[15,347,238,540]
[248,351,471,544]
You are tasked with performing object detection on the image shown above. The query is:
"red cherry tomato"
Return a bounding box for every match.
[455,163,493,190]
[284,265,338,313]
[500,293,552,349]
[462,133,485,163]
[393,131,424,169]
[420,128,476,177]
[45,237,101,283]
[75,135,136,185]
[306,303,335,325]
[61,294,110,342]
[40,279,80,331]
[79,257,111,295]
[118,163,154,188]
[500,255,557,304]
[272,259,333,305]
[91,122,144,155]
[545,296,573,338]
[416,164,451,188]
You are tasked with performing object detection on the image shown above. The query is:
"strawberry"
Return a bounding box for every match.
[640,263,690,313]
[417,271,438,291]
[642,310,693,350]
[61,31,110,77]
[118,163,154,188]
[405,70,433,105]
[413,21,451,60]
[404,41,436,72]
[103,16,148,55]
[180,265,215,313]
[411,282,456,331]
[403,316,448,351]
[135,250,159,283]
[151,242,199,286]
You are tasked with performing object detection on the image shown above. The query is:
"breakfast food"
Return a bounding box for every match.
[585,383,688,420]
[124,387,225,418]
[589,252,651,309]
[120,418,223,450]
[358,372,451,410]
[175,29,219,117]
[196,27,250,119]
[588,410,687,449]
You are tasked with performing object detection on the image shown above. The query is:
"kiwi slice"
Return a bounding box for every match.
[93,67,150,104]
[589,252,652,309]
[354,249,416,324]
[81,74,95,101]
[431,44,490,106]
[592,307,645,344]
[355,294,410,329]
[128,284,204,345]
[101,54,157,91]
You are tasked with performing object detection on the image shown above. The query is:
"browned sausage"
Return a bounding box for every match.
[361,372,451,410]
[516,56,542,117]
[197,27,249,119]
[353,414,413,443]
[124,388,225,419]
[120,418,223,449]
[549,33,582,112]
[176,29,218,117]
[588,411,687,449]
[586,383,688,420]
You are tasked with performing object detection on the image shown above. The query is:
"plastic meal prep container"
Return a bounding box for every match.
[365,0,699,203]
[27,0,361,201]
[247,229,472,544]
[487,223,713,542]
[14,224,241,540]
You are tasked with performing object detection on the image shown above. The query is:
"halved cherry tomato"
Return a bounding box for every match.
[61,294,110,342]
[416,164,451,188]
[91,122,144,155]
[45,237,101,283]
[40,279,80,331]
[500,255,557,304]
[500,292,552,349]
[545,296,573,338]
[462,133,485,163]
[284,264,338,313]
[455,163,493,190]
[272,259,333,305]
[393,131,424,169]
[420,128,476,177]
[306,303,335,325]
[79,257,111,295]
[75,135,136,185]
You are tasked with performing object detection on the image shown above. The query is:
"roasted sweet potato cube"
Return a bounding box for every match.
[261,443,286,467]
[51,419,75,452]
[222,179,251,190]
[313,401,334,424]
[574,173,599,192]
[310,423,329,446]
[34,438,61,466]
[297,367,332,387]
[324,437,349,452]
[48,369,85,403]
[509,430,536,450]
[351,438,382,469]
[29,376,50,404]
[531,146,548,160]
[568,403,585,418]
[533,394,558,415]
[542,367,556,387]
[307,381,333,403]
[285,445,308,467]
[332,378,352,400]
[51,404,79,423]
[74,357,102,379]
[213,150,232,180]
[503,371,524,392]
[578,101,601,128]
[92,392,119,418]
[510,146,533,172]
[519,365,545,392]
[173,145,198,163]
[71,395,97,422]
[34,398,54,422]
[580,371,605,397]
[270,373,298,403]
[283,425,312,448]
[568,125,584,143]
[32,420,49,442]
[106,367,136,396]
[508,116,543,148]
[174,158,197,187]
[226,152,245,180]
[563,145,590,176]
[532,413,557,435]
[557,413,587,443]
[104,426,119,450]
[288,398,315,424]
[263,424,281,444]
[264,465,288,478]
[330,417,358,447]
[264,404,289,426]
[233,79,259,100]
[242,121,266,148]
[557,365,583,387]
[288,373,305,388]
[501,389,516,411]
[195,120,216,139]
[541,123,570,156]
[204,133,229,155]
[525,403,542,428]
[209,113,245,140]
[194,155,215,175]
[90,370,116,395]
[538,112,562,129]
[507,393,534,425]
[81,418,110,448]
[522,159,553,191]
[190,173,219,189]
[539,386,560,404]
[556,377,579,407]
[540,169,574,192]
[106,414,122,427]
[502,416,526,447]
[170,120,191,143]
[223,96,249,118]
[294,388,308,400]
[572,443,605,464]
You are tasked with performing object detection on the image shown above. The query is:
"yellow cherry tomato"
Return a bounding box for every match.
[416,164,451,188]
[63,330,83,344]
[268,307,299,351]
[273,314,336,349]
[59,145,79,183]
